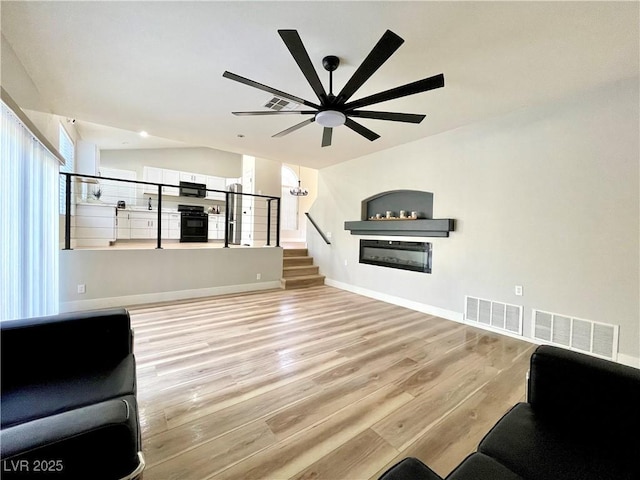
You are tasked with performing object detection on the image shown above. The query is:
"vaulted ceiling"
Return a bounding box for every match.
[2,1,638,168]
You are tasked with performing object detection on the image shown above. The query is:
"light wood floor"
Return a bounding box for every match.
[130,286,535,480]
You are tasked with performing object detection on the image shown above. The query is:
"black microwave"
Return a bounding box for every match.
[179,181,206,198]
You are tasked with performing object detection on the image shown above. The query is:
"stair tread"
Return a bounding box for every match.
[281,274,325,289]
[283,265,318,271]
[283,248,308,257]
[282,274,325,281]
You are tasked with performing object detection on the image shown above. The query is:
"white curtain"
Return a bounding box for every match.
[1,100,60,321]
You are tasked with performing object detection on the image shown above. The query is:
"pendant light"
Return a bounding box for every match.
[290,165,308,196]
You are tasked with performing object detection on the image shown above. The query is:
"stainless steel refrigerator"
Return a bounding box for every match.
[227,183,242,245]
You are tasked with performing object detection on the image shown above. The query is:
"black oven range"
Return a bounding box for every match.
[178,204,208,243]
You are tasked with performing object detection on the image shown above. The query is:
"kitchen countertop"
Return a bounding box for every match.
[118,206,224,214]
[78,202,226,214]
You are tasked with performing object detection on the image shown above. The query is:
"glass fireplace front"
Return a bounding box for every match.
[359,240,432,273]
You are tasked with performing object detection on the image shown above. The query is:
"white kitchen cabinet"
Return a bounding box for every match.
[143,167,163,195]
[206,176,226,201]
[143,167,181,197]
[76,141,100,177]
[167,213,180,239]
[129,211,168,239]
[100,168,137,207]
[180,171,206,185]
[115,210,131,239]
[163,169,180,196]
[208,215,225,240]
[225,177,241,188]
[74,204,115,247]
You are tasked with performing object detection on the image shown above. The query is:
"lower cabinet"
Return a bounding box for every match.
[115,211,131,239]
[118,211,179,240]
[74,204,116,247]
[208,215,225,240]
[166,213,180,240]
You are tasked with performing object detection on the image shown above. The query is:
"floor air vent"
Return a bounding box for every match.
[465,296,522,335]
[532,309,618,361]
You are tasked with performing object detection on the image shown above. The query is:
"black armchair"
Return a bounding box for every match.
[1,308,144,479]
[379,345,640,480]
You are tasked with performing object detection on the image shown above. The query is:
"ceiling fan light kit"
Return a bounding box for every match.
[315,110,346,128]
[223,29,444,147]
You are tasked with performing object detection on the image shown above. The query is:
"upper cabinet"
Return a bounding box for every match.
[100,167,137,206]
[142,166,237,199]
[161,169,180,196]
[206,176,226,201]
[76,140,100,177]
[143,166,163,195]
[143,167,180,196]
[180,172,206,185]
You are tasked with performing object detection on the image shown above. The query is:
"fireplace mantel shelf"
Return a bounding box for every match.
[344,219,455,237]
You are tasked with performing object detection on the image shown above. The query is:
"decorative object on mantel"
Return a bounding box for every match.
[223,29,444,147]
[290,165,309,196]
[345,189,455,237]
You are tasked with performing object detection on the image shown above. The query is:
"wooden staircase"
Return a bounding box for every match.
[281,248,325,289]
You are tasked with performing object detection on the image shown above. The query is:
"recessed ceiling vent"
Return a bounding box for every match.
[263,96,300,111]
[532,309,618,361]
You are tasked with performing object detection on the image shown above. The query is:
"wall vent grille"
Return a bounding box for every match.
[465,296,522,335]
[532,309,618,361]
[263,96,300,111]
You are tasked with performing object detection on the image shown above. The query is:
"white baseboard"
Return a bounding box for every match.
[325,278,639,369]
[59,281,282,313]
[617,353,640,369]
[325,278,463,323]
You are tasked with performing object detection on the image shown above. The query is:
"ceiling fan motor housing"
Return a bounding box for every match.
[322,55,340,72]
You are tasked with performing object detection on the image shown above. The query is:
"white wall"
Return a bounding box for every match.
[308,78,639,364]
[2,34,80,149]
[100,146,241,179]
[59,247,283,311]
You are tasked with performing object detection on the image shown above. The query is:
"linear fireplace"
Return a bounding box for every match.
[359,240,432,273]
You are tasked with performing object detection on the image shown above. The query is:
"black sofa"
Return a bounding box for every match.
[1,308,144,479]
[379,345,640,480]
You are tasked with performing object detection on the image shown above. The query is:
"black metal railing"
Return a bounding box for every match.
[305,212,331,245]
[61,172,280,249]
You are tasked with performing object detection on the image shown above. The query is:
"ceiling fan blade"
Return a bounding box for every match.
[278,30,328,104]
[336,30,404,105]
[344,118,380,142]
[348,110,425,123]
[223,71,320,109]
[321,127,332,147]
[344,73,445,110]
[272,118,315,138]
[232,110,317,116]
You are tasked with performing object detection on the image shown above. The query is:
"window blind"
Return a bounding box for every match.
[1,100,59,320]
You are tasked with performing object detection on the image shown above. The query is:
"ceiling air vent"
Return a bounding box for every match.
[532,309,618,361]
[263,96,300,112]
[465,296,523,336]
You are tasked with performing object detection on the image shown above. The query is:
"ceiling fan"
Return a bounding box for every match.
[223,29,444,147]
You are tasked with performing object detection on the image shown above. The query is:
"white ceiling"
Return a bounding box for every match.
[2,1,638,169]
